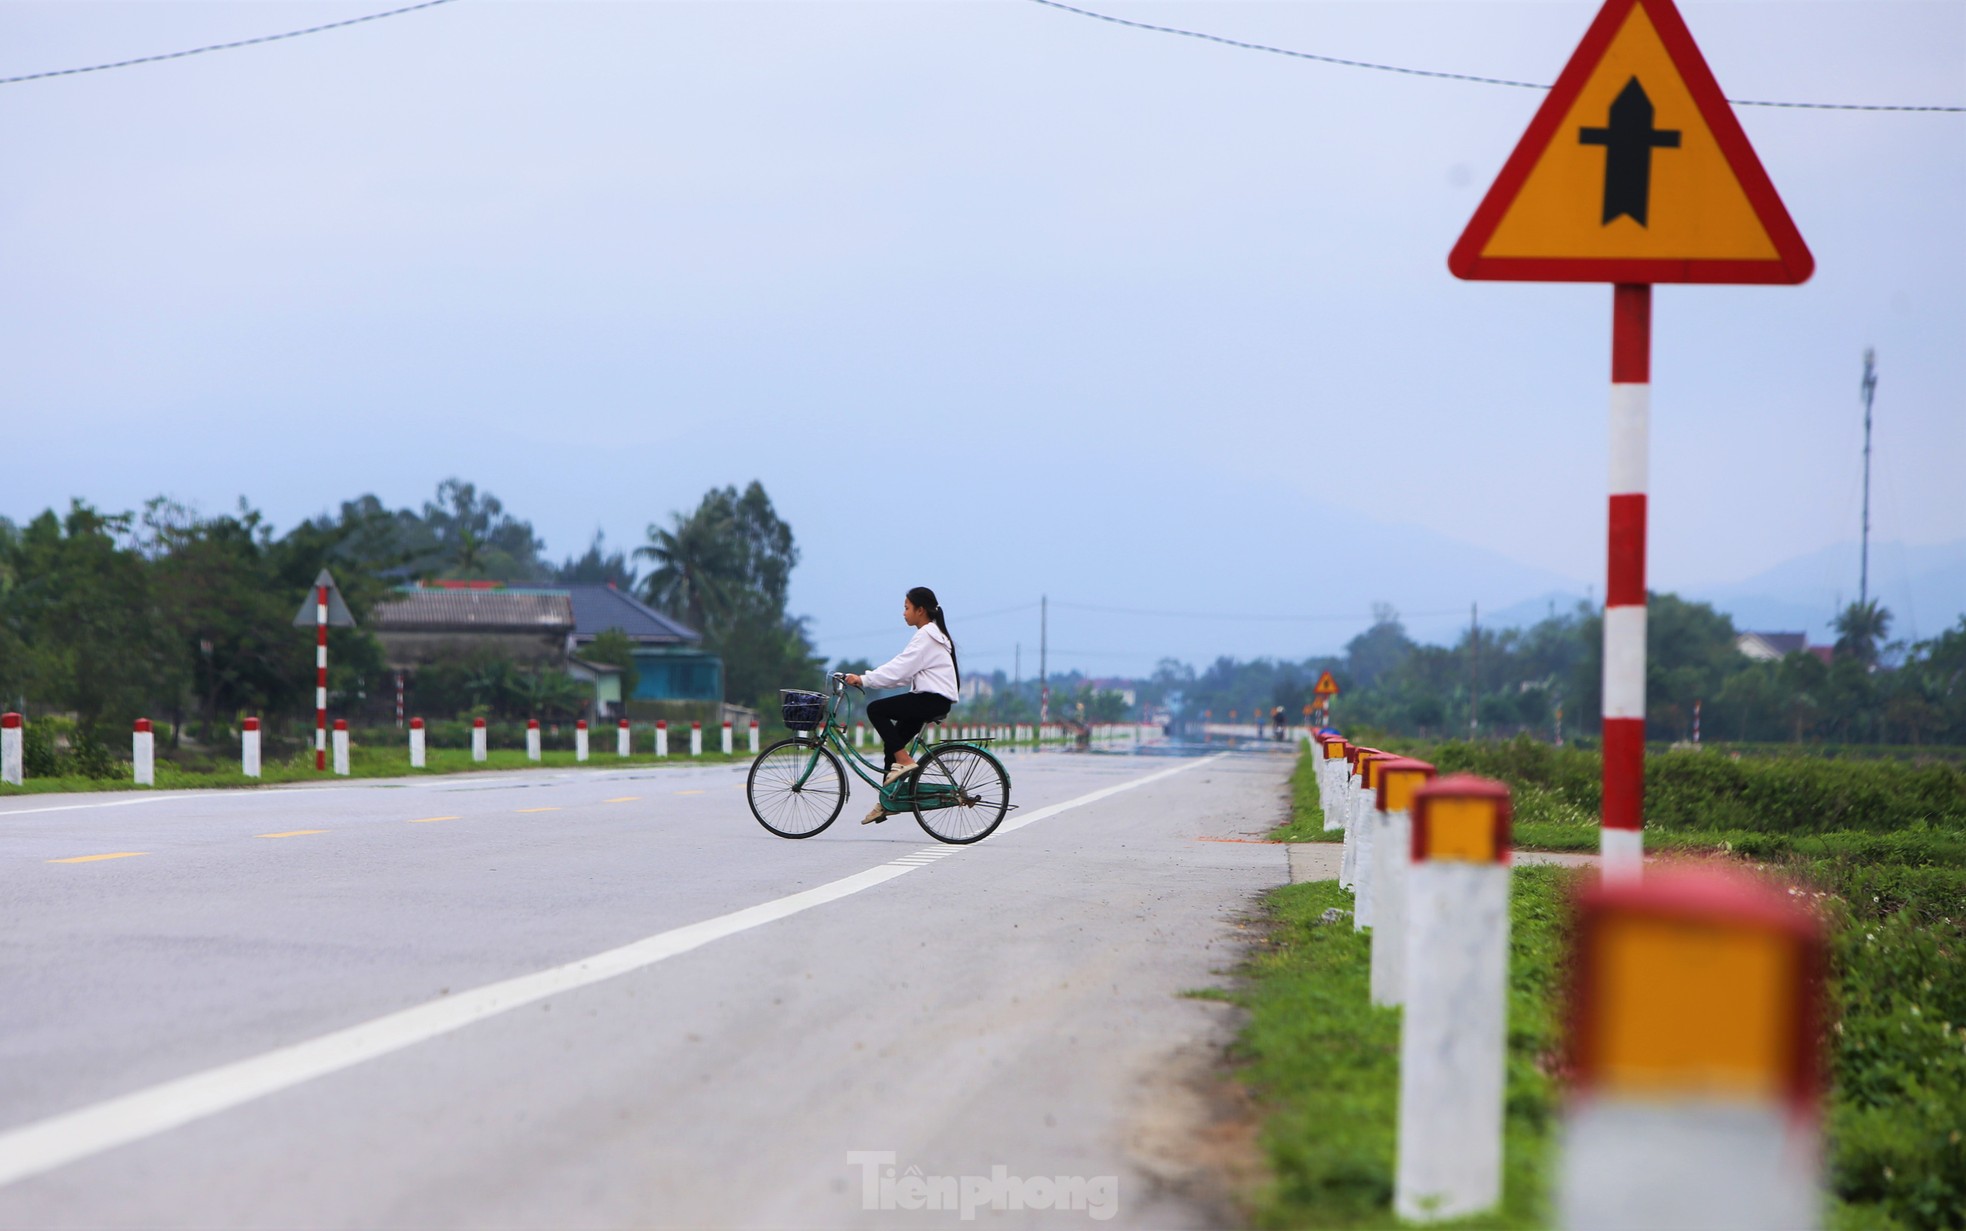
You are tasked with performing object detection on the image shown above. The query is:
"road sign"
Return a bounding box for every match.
[1449,0,1811,285]
[290,568,357,628]
[1314,671,1341,698]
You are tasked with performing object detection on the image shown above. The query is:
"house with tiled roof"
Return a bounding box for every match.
[369,581,722,711]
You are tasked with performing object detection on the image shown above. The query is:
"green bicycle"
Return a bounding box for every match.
[746,673,1012,844]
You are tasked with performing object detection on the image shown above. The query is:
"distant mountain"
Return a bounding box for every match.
[1692,539,1966,643]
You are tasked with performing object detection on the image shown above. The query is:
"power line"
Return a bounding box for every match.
[0,0,461,87]
[822,600,1041,644]
[1049,599,1467,624]
[1024,0,1965,114]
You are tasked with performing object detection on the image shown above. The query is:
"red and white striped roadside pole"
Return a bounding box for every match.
[1693,698,1703,747]
[1602,284,1650,882]
[394,671,405,729]
[314,581,329,771]
[617,717,630,758]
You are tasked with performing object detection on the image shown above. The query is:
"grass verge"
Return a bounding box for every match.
[1231,867,1576,1228]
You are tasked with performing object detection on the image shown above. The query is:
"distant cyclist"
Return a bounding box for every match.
[842,586,960,824]
[1272,706,1286,742]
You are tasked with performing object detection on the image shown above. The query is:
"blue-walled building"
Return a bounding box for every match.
[562,584,723,703]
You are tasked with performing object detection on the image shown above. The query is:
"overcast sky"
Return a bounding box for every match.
[2,1,1960,676]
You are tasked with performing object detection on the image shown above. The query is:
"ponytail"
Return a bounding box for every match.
[907,585,959,691]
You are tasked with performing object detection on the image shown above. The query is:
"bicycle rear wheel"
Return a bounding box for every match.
[748,738,847,838]
[909,745,1010,844]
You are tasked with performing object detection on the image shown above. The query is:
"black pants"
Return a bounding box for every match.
[867,692,953,772]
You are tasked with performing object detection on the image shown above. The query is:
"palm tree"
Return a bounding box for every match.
[1832,599,1893,668]
[635,503,737,633]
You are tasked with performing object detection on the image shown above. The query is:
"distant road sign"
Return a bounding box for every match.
[1449,0,1811,285]
[1314,671,1341,698]
[292,568,357,628]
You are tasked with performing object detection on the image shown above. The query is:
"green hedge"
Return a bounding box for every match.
[1393,735,1966,838]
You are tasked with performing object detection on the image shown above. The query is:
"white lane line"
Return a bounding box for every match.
[999,752,1225,834]
[0,753,1222,1189]
[0,796,191,819]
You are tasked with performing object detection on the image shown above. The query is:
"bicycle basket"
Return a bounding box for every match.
[780,689,826,731]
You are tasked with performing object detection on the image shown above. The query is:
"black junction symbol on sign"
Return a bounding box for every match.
[1578,77,1681,226]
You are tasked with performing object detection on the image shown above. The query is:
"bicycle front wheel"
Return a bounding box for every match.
[910,744,1010,844]
[748,738,847,838]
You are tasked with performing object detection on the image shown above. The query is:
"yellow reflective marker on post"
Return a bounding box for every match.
[1560,867,1827,1228]
[1412,776,1513,865]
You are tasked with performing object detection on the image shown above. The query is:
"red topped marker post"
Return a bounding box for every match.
[1449,0,1811,881]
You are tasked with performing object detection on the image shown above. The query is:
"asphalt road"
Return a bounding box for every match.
[0,746,1291,1229]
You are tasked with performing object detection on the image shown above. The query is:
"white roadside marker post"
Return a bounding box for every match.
[690,720,702,757]
[132,718,155,786]
[1339,744,1373,891]
[748,719,760,754]
[1556,868,1826,1231]
[655,720,668,758]
[1352,752,1393,932]
[721,720,733,756]
[617,718,630,758]
[331,719,350,776]
[575,719,589,762]
[241,717,261,779]
[526,719,542,762]
[1319,735,1348,831]
[409,717,426,768]
[1370,758,1437,1007]
[855,722,866,749]
[471,717,487,763]
[1396,774,1514,1222]
[1,713,20,786]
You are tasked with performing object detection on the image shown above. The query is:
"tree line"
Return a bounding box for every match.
[0,479,821,755]
[1157,596,1966,748]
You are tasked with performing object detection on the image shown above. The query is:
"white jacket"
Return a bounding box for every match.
[863,622,960,701]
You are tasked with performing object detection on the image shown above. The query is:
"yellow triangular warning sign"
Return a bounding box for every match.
[1450,0,1811,284]
[1314,671,1341,698]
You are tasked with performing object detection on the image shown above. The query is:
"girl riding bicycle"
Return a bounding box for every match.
[843,586,959,823]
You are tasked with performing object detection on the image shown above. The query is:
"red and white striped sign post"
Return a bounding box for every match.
[290,569,355,773]
[1602,284,1651,882]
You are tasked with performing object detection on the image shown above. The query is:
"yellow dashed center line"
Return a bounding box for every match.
[407,816,462,824]
[516,807,561,813]
[674,790,706,796]
[48,852,147,864]
[256,830,327,839]
[603,796,639,803]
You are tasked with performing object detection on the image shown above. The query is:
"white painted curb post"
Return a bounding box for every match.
[1321,736,1349,831]
[132,718,155,786]
[855,722,866,749]
[1396,774,1513,1222]
[575,719,589,762]
[748,719,759,754]
[690,720,703,757]
[720,720,733,756]
[3,712,24,785]
[1371,758,1436,1007]
[471,717,487,763]
[617,718,630,758]
[1556,868,1826,1231]
[241,717,262,779]
[409,717,426,768]
[655,720,668,758]
[1340,743,1371,890]
[526,719,542,762]
[1353,752,1391,932]
[331,719,350,776]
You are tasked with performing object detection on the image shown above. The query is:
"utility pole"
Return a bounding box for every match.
[1039,596,1048,727]
[1469,602,1480,741]
[1014,643,1021,686]
[1860,348,1877,608]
